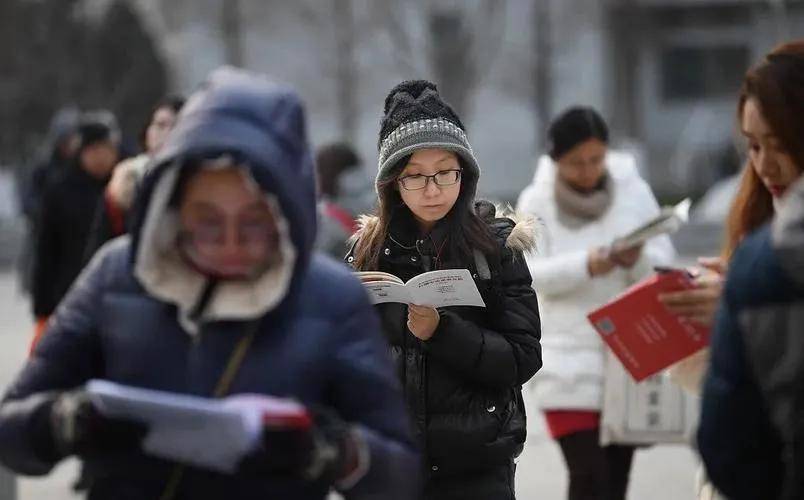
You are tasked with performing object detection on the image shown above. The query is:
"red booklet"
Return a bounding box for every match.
[587,269,710,382]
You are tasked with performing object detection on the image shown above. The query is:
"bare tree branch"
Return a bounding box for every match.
[293,0,328,26]
[533,0,552,149]
[374,1,425,75]
[221,0,244,66]
[333,0,358,142]
[470,0,508,83]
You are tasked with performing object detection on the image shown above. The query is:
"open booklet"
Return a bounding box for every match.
[356,268,485,308]
[612,198,691,250]
[86,380,311,473]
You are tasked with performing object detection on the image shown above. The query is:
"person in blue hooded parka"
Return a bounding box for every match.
[0,67,419,500]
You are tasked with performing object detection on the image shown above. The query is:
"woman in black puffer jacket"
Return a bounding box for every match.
[347,80,542,500]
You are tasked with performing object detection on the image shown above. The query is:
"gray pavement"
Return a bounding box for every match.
[0,270,696,499]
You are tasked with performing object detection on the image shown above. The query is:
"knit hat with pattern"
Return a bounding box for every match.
[376,80,480,190]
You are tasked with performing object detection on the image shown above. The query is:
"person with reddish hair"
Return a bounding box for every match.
[662,39,804,392]
[696,40,804,500]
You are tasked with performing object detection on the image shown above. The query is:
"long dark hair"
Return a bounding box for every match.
[351,155,496,271]
[725,40,804,258]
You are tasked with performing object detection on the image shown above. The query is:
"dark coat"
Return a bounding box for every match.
[347,204,542,492]
[83,192,127,265]
[31,163,108,316]
[698,179,804,500]
[19,151,73,295]
[0,68,419,500]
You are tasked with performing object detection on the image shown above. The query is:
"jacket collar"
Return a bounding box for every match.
[387,207,449,256]
[353,202,538,257]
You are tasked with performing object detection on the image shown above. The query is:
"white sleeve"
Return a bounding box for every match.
[526,247,591,297]
[516,185,593,297]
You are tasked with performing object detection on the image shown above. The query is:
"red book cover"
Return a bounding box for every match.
[587,269,710,382]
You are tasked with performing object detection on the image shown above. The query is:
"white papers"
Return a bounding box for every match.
[613,198,691,250]
[86,380,309,473]
[357,268,485,308]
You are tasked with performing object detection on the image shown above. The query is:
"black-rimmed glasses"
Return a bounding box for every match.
[398,169,462,191]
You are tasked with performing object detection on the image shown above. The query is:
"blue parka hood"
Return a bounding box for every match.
[129,67,318,330]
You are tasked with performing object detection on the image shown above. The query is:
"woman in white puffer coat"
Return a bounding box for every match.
[516,107,675,500]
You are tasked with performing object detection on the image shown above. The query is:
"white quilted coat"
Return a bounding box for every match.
[516,152,676,410]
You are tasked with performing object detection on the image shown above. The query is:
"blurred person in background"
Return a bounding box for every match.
[0,68,418,500]
[18,107,81,293]
[30,111,120,345]
[677,40,804,500]
[314,142,362,258]
[335,155,376,218]
[663,40,804,390]
[698,175,804,500]
[21,108,82,220]
[516,106,675,500]
[348,80,542,500]
[662,39,804,500]
[84,95,185,260]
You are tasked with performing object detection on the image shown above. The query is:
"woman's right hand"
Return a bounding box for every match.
[587,246,616,277]
[658,257,726,326]
[48,389,148,458]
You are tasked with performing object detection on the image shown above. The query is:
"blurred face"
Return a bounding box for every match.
[397,149,462,232]
[80,141,119,179]
[742,97,801,199]
[556,138,608,193]
[57,133,80,161]
[145,106,178,154]
[178,167,279,280]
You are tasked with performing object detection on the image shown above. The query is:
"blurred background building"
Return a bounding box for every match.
[0,0,802,262]
[132,0,804,201]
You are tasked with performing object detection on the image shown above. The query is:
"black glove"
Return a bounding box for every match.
[239,405,361,485]
[48,389,148,458]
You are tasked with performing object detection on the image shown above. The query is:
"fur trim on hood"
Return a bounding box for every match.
[134,161,297,335]
[492,203,539,254]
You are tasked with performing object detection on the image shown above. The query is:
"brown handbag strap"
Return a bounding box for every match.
[159,321,260,500]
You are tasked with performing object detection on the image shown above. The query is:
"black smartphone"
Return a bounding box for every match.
[653,266,696,279]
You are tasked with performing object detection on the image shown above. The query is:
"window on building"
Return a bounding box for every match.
[660,45,749,101]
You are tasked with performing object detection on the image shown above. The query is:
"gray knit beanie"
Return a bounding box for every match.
[376,80,480,190]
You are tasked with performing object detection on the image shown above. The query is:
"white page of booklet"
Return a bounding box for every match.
[86,380,304,473]
[363,269,485,308]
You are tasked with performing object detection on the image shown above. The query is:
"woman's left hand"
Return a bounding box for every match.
[407,304,440,341]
